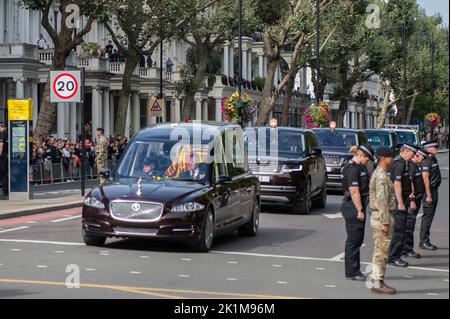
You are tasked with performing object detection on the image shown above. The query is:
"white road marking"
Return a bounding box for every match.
[50,215,81,223]
[272,264,283,268]
[0,226,29,234]
[325,285,336,288]
[178,274,190,278]
[26,221,37,224]
[0,239,84,246]
[277,281,288,284]
[100,253,109,256]
[444,279,449,282]
[404,275,414,279]
[330,244,366,261]
[322,213,343,219]
[130,271,141,274]
[226,278,238,281]
[54,251,64,254]
[37,265,48,268]
[427,293,439,296]
[139,256,150,259]
[10,248,21,252]
[405,266,449,273]
[180,258,191,261]
[315,267,325,270]
[212,251,333,262]
[0,263,3,266]
[227,261,238,264]
[85,268,96,271]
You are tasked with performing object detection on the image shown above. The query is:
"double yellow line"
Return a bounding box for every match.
[0,278,304,299]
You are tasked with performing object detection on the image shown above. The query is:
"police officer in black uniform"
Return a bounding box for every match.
[388,143,418,267]
[403,148,429,258]
[0,122,8,197]
[341,144,375,280]
[419,140,442,250]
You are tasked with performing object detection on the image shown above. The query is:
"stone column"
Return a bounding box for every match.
[14,77,25,99]
[103,89,110,137]
[229,46,234,77]
[247,50,252,81]
[258,54,264,78]
[202,99,208,121]
[174,98,181,122]
[132,92,140,134]
[69,103,77,142]
[0,0,5,43]
[223,45,229,77]
[195,99,202,121]
[109,93,115,136]
[31,80,39,129]
[57,103,65,138]
[215,98,222,122]
[91,87,102,135]
[242,50,247,81]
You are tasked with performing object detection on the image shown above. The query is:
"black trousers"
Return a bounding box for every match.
[403,194,423,253]
[0,159,8,195]
[341,198,367,277]
[389,195,410,261]
[420,187,439,245]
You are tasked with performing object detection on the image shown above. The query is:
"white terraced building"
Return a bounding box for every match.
[0,0,384,140]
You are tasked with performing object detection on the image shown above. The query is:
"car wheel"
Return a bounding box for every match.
[292,179,311,215]
[82,229,106,247]
[191,208,214,252]
[313,181,327,209]
[238,200,260,237]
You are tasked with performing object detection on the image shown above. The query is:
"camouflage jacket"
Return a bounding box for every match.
[369,166,397,225]
[96,136,108,161]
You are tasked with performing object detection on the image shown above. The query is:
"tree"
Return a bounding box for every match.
[250,0,339,126]
[102,0,190,136]
[25,0,108,145]
[177,0,239,120]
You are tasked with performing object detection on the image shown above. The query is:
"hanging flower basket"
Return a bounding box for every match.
[221,91,259,125]
[303,102,332,129]
[424,113,441,128]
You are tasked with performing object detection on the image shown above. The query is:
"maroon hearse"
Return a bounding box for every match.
[82,123,260,252]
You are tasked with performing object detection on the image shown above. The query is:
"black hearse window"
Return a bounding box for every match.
[214,135,228,181]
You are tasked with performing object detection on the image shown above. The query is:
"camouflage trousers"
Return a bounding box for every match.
[96,159,106,185]
[370,216,393,281]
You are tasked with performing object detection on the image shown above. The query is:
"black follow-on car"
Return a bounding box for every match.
[312,128,369,191]
[244,127,327,214]
[82,123,260,252]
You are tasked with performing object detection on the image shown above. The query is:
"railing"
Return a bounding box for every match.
[0,43,39,60]
[30,160,118,185]
[77,56,109,72]
[110,62,139,76]
[39,48,54,65]
[139,67,161,78]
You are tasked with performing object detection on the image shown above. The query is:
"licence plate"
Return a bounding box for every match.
[259,176,270,182]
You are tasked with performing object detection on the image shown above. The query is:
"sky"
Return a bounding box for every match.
[416,0,449,26]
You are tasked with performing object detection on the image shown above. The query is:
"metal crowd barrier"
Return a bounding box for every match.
[30,160,117,185]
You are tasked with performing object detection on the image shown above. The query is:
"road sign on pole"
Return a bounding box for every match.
[50,70,82,103]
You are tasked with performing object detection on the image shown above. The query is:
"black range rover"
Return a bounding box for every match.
[312,128,369,190]
[244,127,327,214]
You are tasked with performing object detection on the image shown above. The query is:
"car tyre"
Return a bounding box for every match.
[292,179,311,215]
[313,181,327,209]
[238,200,260,237]
[82,229,106,247]
[191,208,214,252]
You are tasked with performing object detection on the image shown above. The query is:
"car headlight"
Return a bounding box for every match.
[84,196,105,209]
[171,202,205,213]
[280,165,302,173]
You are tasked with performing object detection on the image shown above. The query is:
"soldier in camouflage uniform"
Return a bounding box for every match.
[95,128,108,185]
[369,147,398,295]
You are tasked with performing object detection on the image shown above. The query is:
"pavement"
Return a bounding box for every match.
[0,152,448,299]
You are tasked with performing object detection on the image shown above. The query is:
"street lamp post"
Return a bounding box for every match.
[402,20,408,123]
[238,0,243,126]
[315,0,320,104]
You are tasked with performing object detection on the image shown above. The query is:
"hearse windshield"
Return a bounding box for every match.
[115,140,211,182]
[396,130,419,146]
[366,131,393,149]
[245,128,306,161]
[314,130,357,150]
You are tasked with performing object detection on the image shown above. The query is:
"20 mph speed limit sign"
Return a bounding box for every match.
[50,70,82,103]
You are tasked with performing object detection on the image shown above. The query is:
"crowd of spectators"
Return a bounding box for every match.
[31,134,129,184]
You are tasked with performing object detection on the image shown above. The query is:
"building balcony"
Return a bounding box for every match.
[110,62,139,76]
[0,43,39,60]
[77,56,109,72]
